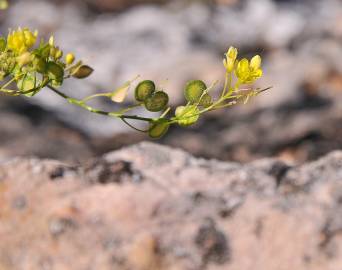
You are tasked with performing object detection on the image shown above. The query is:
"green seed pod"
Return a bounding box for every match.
[71,65,93,79]
[135,80,155,102]
[184,80,207,104]
[17,75,35,92]
[144,91,169,112]
[33,56,47,73]
[199,93,212,108]
[149,119,170,138]
[47,61,64,82]
[175,105,200,127]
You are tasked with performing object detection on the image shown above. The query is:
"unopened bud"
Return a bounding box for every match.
[65,53,75,65]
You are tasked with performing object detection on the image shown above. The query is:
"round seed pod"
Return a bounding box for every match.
[33,57,47,73]
[184,80,207,104]
[47,62,64,82]
[135,80,155,102]
[199,93,212,108]
[144,91,169,112]
[149,120,170,138]
[175,105,200,127]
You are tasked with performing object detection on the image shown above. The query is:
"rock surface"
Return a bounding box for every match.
[0,142,341,270]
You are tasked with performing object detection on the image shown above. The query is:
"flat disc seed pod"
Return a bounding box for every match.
[144,91,169,112]
[149,119,170,138]
[184,80,207,104]
[199,93,213,108]
[47,62,64,82]
[175,105,200,126]
[135,80,155,102]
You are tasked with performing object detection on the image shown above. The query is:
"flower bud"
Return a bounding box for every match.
[47,61,64,82]
[49,36,54,46]
[16,52,32,66]
[55,49,63,59]
[175,105,200,126]
[0,0,8,10]
[71,65,93,79]
[135,80,155,102]
[144,91,169,112]
[184,80,207,104]
[0,37,6,52]
[65,53,75,65]
[148,120,170,138]
[50,46,57,58]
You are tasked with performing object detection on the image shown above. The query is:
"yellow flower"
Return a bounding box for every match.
[235,55,263,84]
[7,28,38,55]
[223,46,238,73]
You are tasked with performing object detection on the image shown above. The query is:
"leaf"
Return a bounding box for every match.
[110,82,130,103]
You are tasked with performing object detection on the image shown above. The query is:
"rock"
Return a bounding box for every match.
[0,142,341,269]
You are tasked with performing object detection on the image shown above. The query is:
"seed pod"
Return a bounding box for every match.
[184,80,207,104]
[33,56,47,73]
[199,93,212,108]
[47,62,64,82]
[135,80,155,102]
[149,120,170,138]
[144,91,169,112]
[17,74,35,92]
[71,65,93,79]
[175,105,200,126]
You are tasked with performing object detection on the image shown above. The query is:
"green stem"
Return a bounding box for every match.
[47,85,153,122]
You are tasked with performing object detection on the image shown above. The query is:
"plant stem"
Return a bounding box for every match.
[47,85,153,122]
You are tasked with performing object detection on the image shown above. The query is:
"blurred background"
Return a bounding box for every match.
[0,0,341,163]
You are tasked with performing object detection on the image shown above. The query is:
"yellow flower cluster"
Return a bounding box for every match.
[223,46,263,84]
[7,28,38,55]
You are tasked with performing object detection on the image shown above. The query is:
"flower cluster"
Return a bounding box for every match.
[0,28,269,138]
[223,46,263,84]
[7,28,38,55]
[0,28,92,96]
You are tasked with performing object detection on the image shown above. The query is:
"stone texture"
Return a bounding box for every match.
[0,142,341,270]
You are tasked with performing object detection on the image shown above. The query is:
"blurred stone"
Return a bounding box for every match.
[0,142,341,269]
